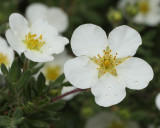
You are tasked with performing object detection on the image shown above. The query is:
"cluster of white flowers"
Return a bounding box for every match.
[118,0,160,26]
[0,2,156,107]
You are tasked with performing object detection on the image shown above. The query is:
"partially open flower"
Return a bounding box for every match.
[118,0,160,26]
[25,3,69,33]
[0,36,14,74]
[64,24,153,107]
[5,13,69,62]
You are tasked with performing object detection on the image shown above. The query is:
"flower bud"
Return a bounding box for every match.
[125,4,138,18]
[107,9,123,25]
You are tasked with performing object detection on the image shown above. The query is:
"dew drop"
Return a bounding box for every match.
[107,87,111,91]
[49,47,53,50]
[105,94,109,97]
[134,81,139,85]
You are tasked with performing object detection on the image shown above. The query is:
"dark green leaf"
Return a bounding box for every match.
[46,101,66,111]
[28,120,49,128]
[9,58,21,86]
[37,73,46,95]
[17,71,31,90]
[0,116,11,127]
[49,74,65,89]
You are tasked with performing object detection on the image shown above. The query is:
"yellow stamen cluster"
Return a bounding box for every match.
[45,66,61,81]
[23,33,45,51]
[91,47,129,78]
[0,53,9,66]
[139,1,150,14]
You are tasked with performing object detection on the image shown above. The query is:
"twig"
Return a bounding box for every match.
[51,88,89,102]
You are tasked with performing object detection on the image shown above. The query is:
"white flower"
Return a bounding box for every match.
[5,13,69,62]
[86,111,140,128]
[155,93,160,110]
[118,0,160,26]
[25,3,69,33]
[0,36,14,74]
[64,24,153,107]
[61,86,79,101]
[40,50,72,83]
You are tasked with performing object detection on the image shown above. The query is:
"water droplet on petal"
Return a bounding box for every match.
[107,87,111,91]
[49,47,53,51]
[105,94,109,97]
[134,81,139,85]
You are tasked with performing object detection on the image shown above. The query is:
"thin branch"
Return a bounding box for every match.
[51,88,89,102]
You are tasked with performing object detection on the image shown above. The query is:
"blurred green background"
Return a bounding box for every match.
[0,0,160,128]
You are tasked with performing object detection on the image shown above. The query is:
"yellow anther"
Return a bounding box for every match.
[23,33,45,51]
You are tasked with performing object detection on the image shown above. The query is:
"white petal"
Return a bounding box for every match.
[9,13,29,38]
[30,19,68,54]
[64,56,98,89]
[71,24,108,57]
[155,93,160,110]
[51,36,69,54]
[116,57,154,90]
[30,18,58,37]
[5,29,26,54]
[91,73,126,107]
[25,3,47,24]
[52,49,73,69]
[24,51,54,62]
[47,7,69,33]
[0,36,9,48]
[108,25,142,58]
[61,86,79,100]
[118,0,136,9]
[0,39,14,73]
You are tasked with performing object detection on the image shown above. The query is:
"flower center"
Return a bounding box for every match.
[91,47,129,78]
[0,53,9,66]
[139,1,150,14]
[45,66,61,81]
[23,33,45,51]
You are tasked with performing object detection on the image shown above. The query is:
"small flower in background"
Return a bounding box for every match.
[118,0,160,26]
[85,112,140,128]
[40,50,72,83]
[155,93,160,110]
[0,36,14,74]
[25,3,69,33]
[64,24,153,107]
[39,50,78,100]
[5,13,69,62]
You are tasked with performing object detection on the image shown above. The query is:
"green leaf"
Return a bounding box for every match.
[0,116,11,127]
[29,61,38,69]
[46,101,66,111]
[13,107,23,119]
[28,120,49,128]
[17,71,31,91]
[1,63,9,77]
[49,73,65,89]
[61,82,73,87]
[31,64,44,75]
[37,73,46,95]
[9,58,21,86]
